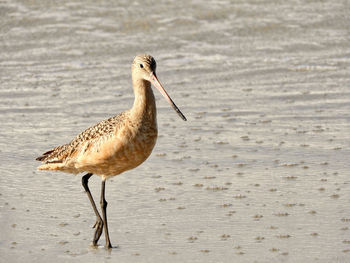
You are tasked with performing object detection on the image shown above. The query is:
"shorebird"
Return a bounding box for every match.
[36,54,187,249]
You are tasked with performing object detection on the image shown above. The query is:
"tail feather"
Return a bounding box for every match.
[37,162,79,174]
[35,149,55,161]
[36,143,81,174]
[36,144,70,163]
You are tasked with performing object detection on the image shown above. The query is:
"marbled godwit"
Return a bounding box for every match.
[36,54,187,249]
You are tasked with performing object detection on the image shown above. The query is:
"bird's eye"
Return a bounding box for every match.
[139,64,144,68]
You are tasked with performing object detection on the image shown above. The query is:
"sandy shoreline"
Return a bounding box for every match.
[1,1,349,262]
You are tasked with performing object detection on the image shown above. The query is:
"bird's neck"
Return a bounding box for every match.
[131,79,157,122]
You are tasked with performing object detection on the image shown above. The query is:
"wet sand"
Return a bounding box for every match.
[0,0,349,262]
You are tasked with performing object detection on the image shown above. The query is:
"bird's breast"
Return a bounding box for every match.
[77,118,157,176]
[109,120,158,174]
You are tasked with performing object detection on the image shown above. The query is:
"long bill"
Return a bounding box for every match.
[150,72,187,121]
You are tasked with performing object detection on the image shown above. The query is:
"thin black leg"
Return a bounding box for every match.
[100,179,112,249]
[82,173,103,246]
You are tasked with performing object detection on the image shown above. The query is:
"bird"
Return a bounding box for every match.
[36,54,187,249]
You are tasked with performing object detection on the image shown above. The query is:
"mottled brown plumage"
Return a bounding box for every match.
[36,112,138,178]
[35,54,186,249]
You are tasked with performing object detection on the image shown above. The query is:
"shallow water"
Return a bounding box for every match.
[1,0,350,262]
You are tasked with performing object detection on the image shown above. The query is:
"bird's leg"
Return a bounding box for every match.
[100,179,112,249]
[82,173,103,247]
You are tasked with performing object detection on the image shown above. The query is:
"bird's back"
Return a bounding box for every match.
[36,110,158,178]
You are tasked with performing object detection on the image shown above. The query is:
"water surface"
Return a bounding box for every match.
[1,0,349,262]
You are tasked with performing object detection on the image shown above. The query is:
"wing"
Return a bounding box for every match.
[36,112,128,164]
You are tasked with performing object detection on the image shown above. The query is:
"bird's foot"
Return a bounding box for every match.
[105,242,113,250]
[92,218,103,246]
[92,219,103,229]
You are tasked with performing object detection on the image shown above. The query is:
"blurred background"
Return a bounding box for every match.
[0,0,349,262]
